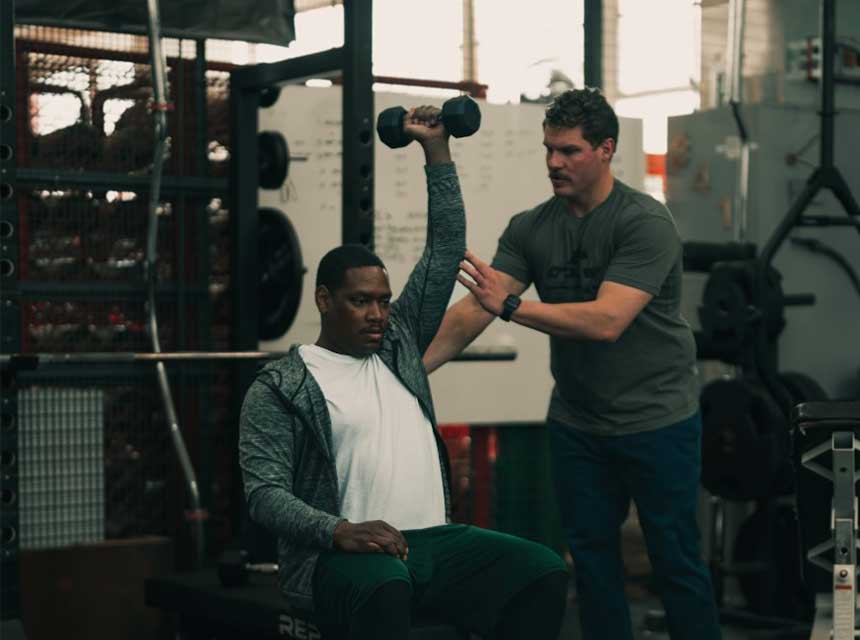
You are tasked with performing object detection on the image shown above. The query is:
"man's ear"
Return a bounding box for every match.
[600,137,616,162]
[315,285,332,314]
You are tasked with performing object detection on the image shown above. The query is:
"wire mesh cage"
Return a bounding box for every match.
[17,193,231,353]
[7,25,239,568]
[13,364,237,566]
[15,26,233,177]
[21,190,177,282]
[22,299,178,353]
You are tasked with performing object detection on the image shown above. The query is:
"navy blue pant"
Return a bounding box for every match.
[548,412,721,640]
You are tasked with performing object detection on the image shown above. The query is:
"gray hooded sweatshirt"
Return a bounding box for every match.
[239,163,466,610]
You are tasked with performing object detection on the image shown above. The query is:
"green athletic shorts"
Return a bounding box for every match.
[312,523,567,633]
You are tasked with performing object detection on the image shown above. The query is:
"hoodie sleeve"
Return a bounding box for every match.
[239,377,343,549]
[390,162,467,354]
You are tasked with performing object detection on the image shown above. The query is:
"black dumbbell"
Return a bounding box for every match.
[218,549,279,588]
[376,95,482,149]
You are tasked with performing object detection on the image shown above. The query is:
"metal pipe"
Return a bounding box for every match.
[145,0,205,569]
[294,0,343,12]
[1,351,287,366]
[0,348,517,367]
[820,0,835,170]
[726,0,746,104]
[462,0,478,84]
[736,140,750,242]
[583,0,603,89]
[726,0,751,243]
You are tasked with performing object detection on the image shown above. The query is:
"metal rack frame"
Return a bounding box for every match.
[227,3,374,528]
[0,7,241,623]
[0,0,21,624]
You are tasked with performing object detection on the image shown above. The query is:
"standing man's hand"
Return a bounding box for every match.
[403,105,452,165]
[457,250,509,316]
[333,520,409,561]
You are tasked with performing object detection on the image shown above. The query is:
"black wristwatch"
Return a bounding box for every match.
[499,294,521,322]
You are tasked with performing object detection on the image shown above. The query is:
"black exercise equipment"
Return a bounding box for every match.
[151,511,468,639]
[695,9,858,630]
[682,240,756,274]
[258,131,289,189]
[258,207,305,341]
[700,378,792,501]
[732,503,813,620]
[146,569,469,640]
[780,371,829,406]
[218,549,278,588]
[376,95,482,149]
[697,258,815,366]
[793,401,860,639]
[791,237,860,298]
[259,85,281,108]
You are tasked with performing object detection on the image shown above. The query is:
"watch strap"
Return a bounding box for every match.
[499,294,521,321]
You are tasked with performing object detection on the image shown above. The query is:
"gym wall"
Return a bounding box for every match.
[668,104,860,398]
[258,85,645,424]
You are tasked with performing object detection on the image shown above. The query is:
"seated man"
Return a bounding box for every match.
[239,107,568,639]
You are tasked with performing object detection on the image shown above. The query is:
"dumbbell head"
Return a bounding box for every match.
[218,549,249,588]
[441,95,481,139]
[376,106,411,149]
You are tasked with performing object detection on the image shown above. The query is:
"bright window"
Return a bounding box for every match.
[615,0,701,155]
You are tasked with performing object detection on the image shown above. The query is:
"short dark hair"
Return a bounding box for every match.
[316,244,386,292]
[543,88,619,150]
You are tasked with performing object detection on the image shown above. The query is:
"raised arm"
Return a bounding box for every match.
[422,270,527,374]
[239,376,343,549]
[390,107,467,354]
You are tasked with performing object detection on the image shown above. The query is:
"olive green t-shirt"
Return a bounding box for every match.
[491,180,699,435]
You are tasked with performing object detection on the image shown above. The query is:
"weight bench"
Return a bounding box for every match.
[793,401,860,640]
[145,568,470,640]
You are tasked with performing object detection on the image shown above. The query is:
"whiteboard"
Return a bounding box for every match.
[259,86,644,423]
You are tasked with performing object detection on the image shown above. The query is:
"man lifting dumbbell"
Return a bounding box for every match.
[240,100,567,640]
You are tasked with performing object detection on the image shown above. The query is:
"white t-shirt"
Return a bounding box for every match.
[299,344,446,531]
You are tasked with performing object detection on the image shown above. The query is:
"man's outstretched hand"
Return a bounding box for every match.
[457,250,508,316]
[333,520,409,561]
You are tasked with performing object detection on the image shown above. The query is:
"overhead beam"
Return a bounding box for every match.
[584,0,603,89]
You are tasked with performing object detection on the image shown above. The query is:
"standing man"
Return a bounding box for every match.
[240,106,568,640]
[423,88,721,640]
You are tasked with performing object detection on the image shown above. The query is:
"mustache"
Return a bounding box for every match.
[549,173,568,180]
